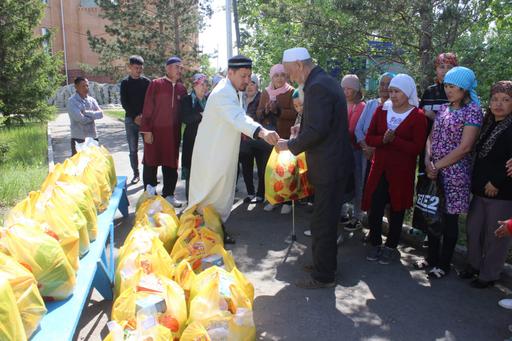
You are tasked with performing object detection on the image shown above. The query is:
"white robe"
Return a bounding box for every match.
[187,78,261,222]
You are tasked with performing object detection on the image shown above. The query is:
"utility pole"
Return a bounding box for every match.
[232,0,241,52]
[226,0,233,58]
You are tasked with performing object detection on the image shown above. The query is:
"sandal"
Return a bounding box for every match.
[413,259,430,270]
[428,267,447,279]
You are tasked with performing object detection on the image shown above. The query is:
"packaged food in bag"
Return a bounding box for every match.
[0,277,27,341]
[179,206,223,238]
[170,227,223,271]
[0,252,46,338]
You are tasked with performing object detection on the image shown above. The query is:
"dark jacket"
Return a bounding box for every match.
[256,88,297,139]
[180,94,206,169]
[288,66,353,185]
[120,76,151,118]
[472,121,512,200]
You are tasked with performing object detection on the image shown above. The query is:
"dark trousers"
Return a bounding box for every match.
[368,175,405,249]
[239,140,271,198]
[70,137,98,156]
[239,151,255,195]
[427,212,459,272]
[125,117,140,176]
[143,165,178,198]
[310,178,346,283]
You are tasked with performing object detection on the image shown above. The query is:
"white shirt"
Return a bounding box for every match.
[387,107,413,130]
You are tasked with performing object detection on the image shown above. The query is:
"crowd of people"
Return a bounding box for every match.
[67,50,512,293]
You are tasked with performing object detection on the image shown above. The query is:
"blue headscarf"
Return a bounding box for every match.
[443,66,480,105]
[379,72,396,82]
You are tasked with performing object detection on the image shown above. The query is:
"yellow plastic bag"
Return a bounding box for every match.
[115,229,174,299]
[179,206,223,238]
[5,191,81,270]
[181,321,211,341]
[0,252,46,338]
[135,195,178,225]
[0,277,27,341]
[112,274,188,337]
[190,266,253,311]
[170,227,223,271]
[264,149,313,204]
[136,214,178,253]
[197,244,236,273]
[0,221,76,301]
[103,320,172,341]
[172,260,196,304]
[135,185,157,211]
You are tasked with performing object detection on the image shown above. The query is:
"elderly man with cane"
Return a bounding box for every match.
[276,48,353,288]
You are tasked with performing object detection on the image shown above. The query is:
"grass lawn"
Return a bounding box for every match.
[0,123,48,218]
[103,109,125,121]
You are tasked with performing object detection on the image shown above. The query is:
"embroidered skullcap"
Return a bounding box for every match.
[166,56,182,65]
[228,55,252,68]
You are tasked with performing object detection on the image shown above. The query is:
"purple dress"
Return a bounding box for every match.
[431,102,483,214]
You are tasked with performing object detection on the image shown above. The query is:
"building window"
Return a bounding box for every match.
[41,0,48,4]
[41,28,50,53]
[80,0,99,7]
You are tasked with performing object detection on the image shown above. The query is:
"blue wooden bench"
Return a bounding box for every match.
[30,176,129,341]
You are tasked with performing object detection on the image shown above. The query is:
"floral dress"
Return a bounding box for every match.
[431,102,483,214]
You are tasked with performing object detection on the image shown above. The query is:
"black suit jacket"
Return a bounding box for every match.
[288,66,353,185]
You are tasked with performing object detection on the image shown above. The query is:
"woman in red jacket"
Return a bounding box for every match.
[363,74,428,264]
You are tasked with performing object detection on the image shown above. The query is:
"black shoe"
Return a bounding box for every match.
[470,278,494,289]
[243,195,255,203]
[458,267,479,279]
[131,174,140,184]
[295,277,335,289]
[223,232,236,244]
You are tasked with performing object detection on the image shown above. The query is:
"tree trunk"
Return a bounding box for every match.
[418,0,434,92]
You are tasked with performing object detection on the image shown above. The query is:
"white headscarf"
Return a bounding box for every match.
[389,74,419,107]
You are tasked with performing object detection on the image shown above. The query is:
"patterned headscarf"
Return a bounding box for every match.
[476,80,512,159]
[192,73,207,86]
[444,66,480,105]
[434,53,458,68]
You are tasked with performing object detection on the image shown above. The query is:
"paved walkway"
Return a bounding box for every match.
[48,112,512,341]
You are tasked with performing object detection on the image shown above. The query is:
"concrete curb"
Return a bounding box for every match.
[47,122,54,171]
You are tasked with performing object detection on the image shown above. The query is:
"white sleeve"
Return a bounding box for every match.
[213,92,261,138]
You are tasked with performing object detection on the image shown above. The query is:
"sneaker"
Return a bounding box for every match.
[378,246,398,265]
[303,229,311,237]
[243,195,255,203]
[165,195,183,208]
[366,245,382,261]
[344,219,363,232]
[339,215,350,225]
[280,204,292,214]
[250,196,264,203]
[264,203,275,211]
[499,299,512,310]
[130,174,140,184]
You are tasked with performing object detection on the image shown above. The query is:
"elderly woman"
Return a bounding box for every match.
[458,81,512,288]
[363,74,428,264]
[180,73,209,200]
[420,66,483,279]
[239,74,264,203]
[258,64,297,214]
[340,74,366,230]
[355,72,395,187]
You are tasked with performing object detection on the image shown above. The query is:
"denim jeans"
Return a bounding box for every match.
[125,116,140,176]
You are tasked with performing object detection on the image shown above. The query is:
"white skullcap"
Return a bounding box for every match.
[389,74,419,107]
[282,47,311,62]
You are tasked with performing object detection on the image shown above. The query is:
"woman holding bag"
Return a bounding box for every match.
[420,66,483,279]
[363,74,428,264]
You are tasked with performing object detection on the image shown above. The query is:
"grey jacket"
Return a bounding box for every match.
[67,93,103,139]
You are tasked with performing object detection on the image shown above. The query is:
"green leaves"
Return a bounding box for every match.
[0,0,64,124]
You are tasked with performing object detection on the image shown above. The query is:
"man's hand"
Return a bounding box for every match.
[382,129,395,144]
[143,132,154,144]
[258,128,279,145]
[507,158,512,177]
[495,220,511,238]
[134,115,142,126]
[276,139,289,152]
[290,124,300,138]
[484,181,499,197]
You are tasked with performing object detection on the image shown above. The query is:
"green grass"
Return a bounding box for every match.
[103,109,125,121]
[0,123,48,210]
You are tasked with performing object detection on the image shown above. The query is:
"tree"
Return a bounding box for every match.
[0,0,63,125]
[238,0,492,92]
[87,0,212,80]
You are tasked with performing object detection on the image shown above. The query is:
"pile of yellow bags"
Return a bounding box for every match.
[264,148,314,205]
[0,139,117,338]
[106,190,256,340]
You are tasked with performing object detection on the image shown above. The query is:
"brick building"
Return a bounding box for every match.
[38,0,113,84]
